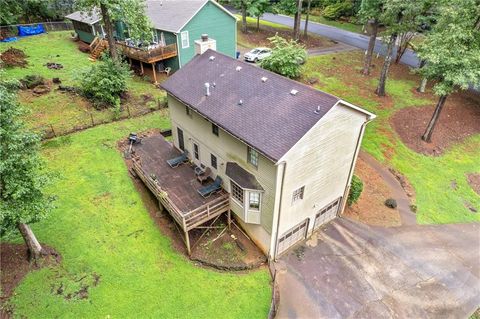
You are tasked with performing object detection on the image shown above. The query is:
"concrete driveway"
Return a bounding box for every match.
[275,218,480,318]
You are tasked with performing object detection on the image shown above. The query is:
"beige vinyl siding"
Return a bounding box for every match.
[168,94,276,251]
[277,103,367,236]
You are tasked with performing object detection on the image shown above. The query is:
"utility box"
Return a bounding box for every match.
[194,34,216,55]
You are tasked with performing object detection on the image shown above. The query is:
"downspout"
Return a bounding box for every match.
[269,161,287,262]
[339,116,373,215]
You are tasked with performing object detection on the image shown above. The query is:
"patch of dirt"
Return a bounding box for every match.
[391,91,480,156]
[44,62,63,70]
[1,243,61,317]
[0,47,27,68]
[344,158,402,227]
[50,272,100,301]
[467,173,480,196]
[32,84,51,95]
[76,40,91,53]
[388,168,416,199]
[240,24,335,49]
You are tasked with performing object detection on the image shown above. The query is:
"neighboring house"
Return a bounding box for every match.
[66,0,237,75]
[159,50,376,258]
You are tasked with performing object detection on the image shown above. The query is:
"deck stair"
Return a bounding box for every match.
[89,37,108,61]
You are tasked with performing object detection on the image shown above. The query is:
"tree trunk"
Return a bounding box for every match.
[293,0,303,41]
[18,223,45,264]
[395,32,414,64]
[375,33,397,96]
[241,3,248,33]
[257,16,260,32]
[100,3,118,61]
[422,95,448,142]
[418,78,427,93]
[303,0,311,38]
[362,19,378,76]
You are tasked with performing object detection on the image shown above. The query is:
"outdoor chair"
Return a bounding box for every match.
[197,176,222,198]
[196,167,211,184]
[194,164,206,176]
[166,150,188,168]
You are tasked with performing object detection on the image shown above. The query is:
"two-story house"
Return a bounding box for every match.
[153,50,376,259]
[66,0,236,79]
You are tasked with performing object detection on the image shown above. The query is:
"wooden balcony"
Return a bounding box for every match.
[116,42,177,64]
[130,135,230,254]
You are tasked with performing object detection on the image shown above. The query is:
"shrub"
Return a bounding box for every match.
[79,55,131,109]
[347,175,363,206]
[323,1,353,20]
[259,35,307,79]
[385,198,398,209]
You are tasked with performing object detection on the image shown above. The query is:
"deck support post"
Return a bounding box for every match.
[228,210,231,230]
[185,230,191,255]
[140,61,144,75]
[152,62,157,84]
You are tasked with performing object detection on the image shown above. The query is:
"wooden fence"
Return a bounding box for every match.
[1,21,73,38]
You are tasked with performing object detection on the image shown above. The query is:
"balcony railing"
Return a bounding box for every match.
[116,42,177,64]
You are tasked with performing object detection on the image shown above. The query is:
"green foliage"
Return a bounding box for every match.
[417,0,480,96]
[347,175,363,206]
[323,1,354,20]
[79,55,131,108]
[6,113,271,318]
[76,0,153,42]
[260,35,307,78]
[0,75,55,237]
[358,0,385,23]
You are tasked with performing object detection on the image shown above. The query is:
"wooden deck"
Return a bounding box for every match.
[131,135,230,234]
[116,42,177,64]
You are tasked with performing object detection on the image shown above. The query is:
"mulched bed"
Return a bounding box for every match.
[467,173,480,196]
[1,243,61,317]
[240,24,336,49]
[0,47,28,68]
[391,91,480,156]
[344,157,402,227]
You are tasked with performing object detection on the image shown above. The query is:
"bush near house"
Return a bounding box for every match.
[260,35,307,78]
[348,175,363,206]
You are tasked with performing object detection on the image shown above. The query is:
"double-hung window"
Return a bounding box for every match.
[247,147,258,167]
[212,123,219,136]
[211,154,217,169]
[180,31,189,48]
[249,192,260,210]
[292,186,305,204]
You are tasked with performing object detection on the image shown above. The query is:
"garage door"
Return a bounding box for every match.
[313,197,342,230]
[276,219,309,256]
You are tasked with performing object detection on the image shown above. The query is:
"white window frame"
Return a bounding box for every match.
[230,181,244,207]
[292,186,305,204]
[247,147,258,168]
[248,192,261,211]
[180,31,189,48]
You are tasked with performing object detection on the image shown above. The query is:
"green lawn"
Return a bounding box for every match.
[0,32,165,136]
[4,112,271,318]
[304,52,480,224]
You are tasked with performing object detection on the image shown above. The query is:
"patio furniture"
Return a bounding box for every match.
[197,176,222,198]
[194,164,206,176]
[166,150,188,168]
[196,167,211,184]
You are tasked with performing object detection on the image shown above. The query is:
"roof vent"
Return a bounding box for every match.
[209,55,215,61]
[290,89,298,96]
[236,66,242,72]
[238,99,243,105]
[205,82,210,96]
[212,82,216,88]
[261,77,268,82]
[314,105,322,114]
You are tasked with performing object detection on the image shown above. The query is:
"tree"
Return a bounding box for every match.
[247,0,271,32]
[0,77,55,263]
[418,0,480,142]
[0,0,23,25]
[293,0,303,40]
[358,0,385,75]
[303,0,312,38]
[76,0,153,61]
[260,35,307,78]
[232,0,251,33]
[275,0,301,39]
[375,0,430,96]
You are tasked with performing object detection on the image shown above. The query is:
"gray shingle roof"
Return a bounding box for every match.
[66,0,234,33]
[65,9,101,25]
[161,50,341,162]
[226,162,264,190]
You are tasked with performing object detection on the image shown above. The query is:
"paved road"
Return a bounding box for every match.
[276,218,480,318]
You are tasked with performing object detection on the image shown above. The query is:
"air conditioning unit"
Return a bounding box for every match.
[194,34,216,55]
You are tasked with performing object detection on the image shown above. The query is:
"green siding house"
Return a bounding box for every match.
[66,0,237,75]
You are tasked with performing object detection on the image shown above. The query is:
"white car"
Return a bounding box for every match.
[244,47,272,63]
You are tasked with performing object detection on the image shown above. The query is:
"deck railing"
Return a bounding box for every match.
[116,42,177,63]
[132,160,230,231]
